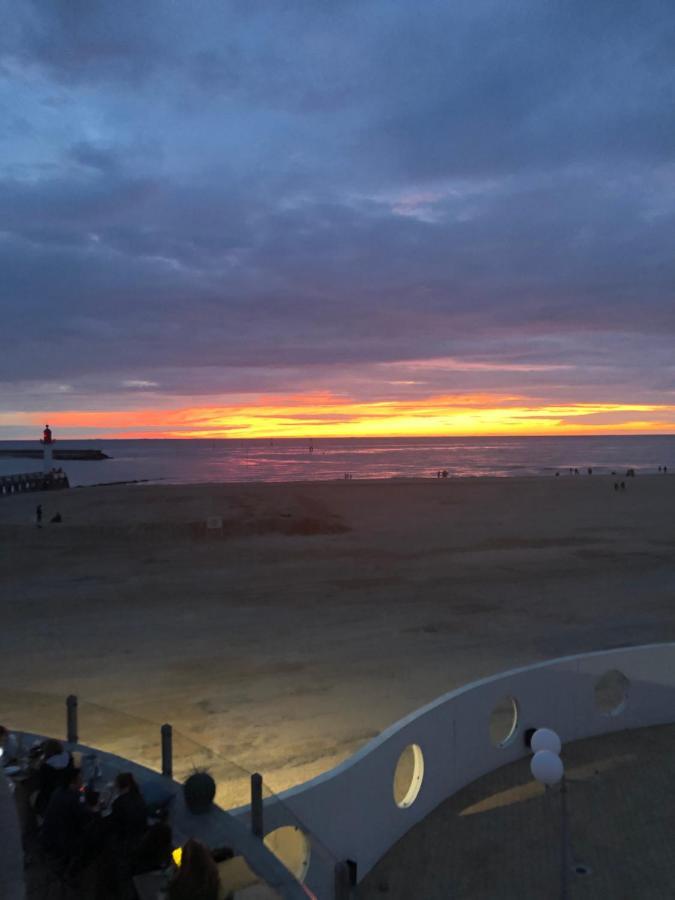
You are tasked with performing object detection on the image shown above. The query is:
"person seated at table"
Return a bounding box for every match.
[41,767,96,862]
[108,771,148,849]
[131,820,174,876]
[167,838,220,900]
[0,725,19,764]
[34,739,75,816]
[93,772,149,895]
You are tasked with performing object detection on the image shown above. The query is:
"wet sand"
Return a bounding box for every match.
[1,476,674,793]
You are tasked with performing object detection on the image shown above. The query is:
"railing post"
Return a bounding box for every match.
[66,694,78,744]
[161,724,173,778]
[335,860,356,899]
[250,772,263,838]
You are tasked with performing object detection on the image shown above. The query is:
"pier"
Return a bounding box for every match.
[0,470,69,497]
[0,449,109,460]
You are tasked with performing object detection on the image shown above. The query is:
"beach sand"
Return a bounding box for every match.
[1,476,674,795]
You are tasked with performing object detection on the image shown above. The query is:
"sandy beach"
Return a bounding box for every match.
[1,476,674,795]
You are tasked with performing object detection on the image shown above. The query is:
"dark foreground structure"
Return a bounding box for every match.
[0,470,69,497]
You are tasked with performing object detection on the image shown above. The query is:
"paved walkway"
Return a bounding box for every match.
[358,723,675,899]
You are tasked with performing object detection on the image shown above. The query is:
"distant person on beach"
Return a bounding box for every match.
[621,482,626,490]
[168,838,220,900]
[442,470,448,478]
[35,504,42,526]
[588,468,592,475]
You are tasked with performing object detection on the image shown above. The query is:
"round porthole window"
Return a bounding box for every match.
[489,696,519,747]
[393,743,424,808]
[594,670,630,716]
[264,825,311,883]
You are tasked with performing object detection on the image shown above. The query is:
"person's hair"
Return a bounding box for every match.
[43,739,63,759]
[169,839,219,899]
[0,726,7,740]
[115,772,140,794]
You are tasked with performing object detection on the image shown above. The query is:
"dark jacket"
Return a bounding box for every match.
[34,753,75,817]
[41,786,93,859]
[109,790,147,846]
[168,878,219,900]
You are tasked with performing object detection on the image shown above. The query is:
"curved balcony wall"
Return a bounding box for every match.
[267,642,675,889]
[5,642,675,897]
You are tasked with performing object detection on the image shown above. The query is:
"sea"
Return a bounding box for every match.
[1,435,674,488]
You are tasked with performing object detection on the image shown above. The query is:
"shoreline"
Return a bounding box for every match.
[45,470,675,489]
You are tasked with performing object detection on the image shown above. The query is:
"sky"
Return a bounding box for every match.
[1,0,674,439]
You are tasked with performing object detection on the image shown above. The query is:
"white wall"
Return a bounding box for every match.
[256,643,675,898]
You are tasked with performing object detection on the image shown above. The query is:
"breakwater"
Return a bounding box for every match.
[0,471,69,496]
[0,449,109,460]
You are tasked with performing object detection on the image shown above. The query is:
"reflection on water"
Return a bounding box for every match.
[0,435,673,487]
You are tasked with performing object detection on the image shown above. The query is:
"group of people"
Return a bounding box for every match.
[35,504,62,526]
[1,727,229,900]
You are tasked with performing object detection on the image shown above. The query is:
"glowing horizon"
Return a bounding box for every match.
[3,393,675,440]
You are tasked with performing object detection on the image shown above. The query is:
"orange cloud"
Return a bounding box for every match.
[5,392,675,438]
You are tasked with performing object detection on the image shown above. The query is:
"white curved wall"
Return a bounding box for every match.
[256,642,675,898]
[8,644,675,899]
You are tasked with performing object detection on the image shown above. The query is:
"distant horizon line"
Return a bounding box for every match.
[3,432,675,442]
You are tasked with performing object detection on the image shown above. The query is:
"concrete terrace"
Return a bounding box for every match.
[358,723,675,899]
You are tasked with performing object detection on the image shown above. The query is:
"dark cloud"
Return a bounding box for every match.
[0,0,674,428]
[68,141,122,174]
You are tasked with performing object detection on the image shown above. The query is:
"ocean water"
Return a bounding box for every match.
[1,435,674,487]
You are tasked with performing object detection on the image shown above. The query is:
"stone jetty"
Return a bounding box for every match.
[0,449,109,460]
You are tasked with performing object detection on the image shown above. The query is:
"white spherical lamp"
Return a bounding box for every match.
[530,749,564,785]
[531,727,562,756]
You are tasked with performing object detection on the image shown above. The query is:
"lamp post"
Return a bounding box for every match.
[530,730,568,900]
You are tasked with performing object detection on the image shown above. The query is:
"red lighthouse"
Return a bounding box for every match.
[40,423,54,471]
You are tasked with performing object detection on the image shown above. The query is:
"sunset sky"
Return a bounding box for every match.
[1,1,674,439]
